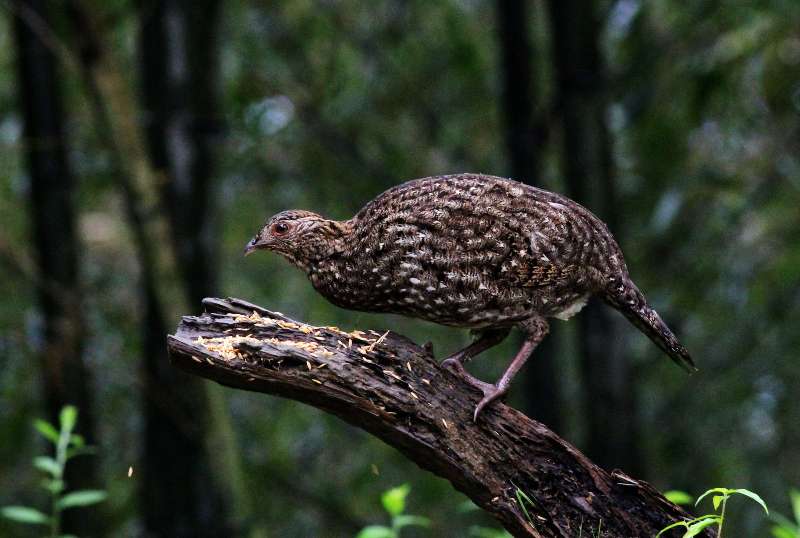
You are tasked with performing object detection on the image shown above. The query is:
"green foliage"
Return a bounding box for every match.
[355,484,429,538]
[658,487,768,537]
[467,526,512,538]
[514,487,536,530]
[1,406,106,538]
[457,500,511,537]
[770,489,800,538]
[381,483,410,517]
[665,490,695,506]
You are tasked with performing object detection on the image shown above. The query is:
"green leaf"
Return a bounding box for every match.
[769,512,798,531]
[712,495,724,510]
[33,456,61,476]
[393,514,429,529]
[69,434,85,448]
[665,490,695,505]
[1,506,50,525]
[34,419,59,444]
[770,527,796,538]
[66,445,96,460]
[732,489,769,515]
[381,484,410,517]
[458,500,480,513]
[789,489,800,525]
[695,488,732,507]
[468,526,513,538]
[515,488,536,526]
[57,490,107,510]
[355,525,395,538]
[685,517,720,537]
[59,406,78,434]
[656,520,688,537]
[42,478,65,494]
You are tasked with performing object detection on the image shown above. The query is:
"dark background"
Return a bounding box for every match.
[1,0,798,536]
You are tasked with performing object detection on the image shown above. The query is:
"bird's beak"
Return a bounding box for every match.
[243,237,262,256]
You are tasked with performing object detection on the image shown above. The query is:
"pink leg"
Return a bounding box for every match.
[441,328,510,390]
[473,317,549,421]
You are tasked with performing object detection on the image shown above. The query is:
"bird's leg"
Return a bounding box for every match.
[473,317,549,421]
[441,327,510,389]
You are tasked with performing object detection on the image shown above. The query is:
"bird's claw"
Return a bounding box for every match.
[423,341,435,357]
[473,385,507,422]
[440,357,506,421]
[441,356,463,373]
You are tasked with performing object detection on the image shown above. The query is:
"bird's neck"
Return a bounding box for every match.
[295,219,355,274]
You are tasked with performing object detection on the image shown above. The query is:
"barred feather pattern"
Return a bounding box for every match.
[251,173,695,371]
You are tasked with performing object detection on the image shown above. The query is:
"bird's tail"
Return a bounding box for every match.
[602,279,697,373]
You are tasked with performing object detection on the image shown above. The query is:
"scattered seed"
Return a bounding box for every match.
[365,330,390,353]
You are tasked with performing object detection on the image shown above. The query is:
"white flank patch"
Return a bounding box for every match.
[554,295,589,320]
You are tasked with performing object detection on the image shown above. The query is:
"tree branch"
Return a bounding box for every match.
[167,297,705,538]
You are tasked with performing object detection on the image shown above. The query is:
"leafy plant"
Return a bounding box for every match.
[1,406,106,538]
[355,483,429,538]
[457,499,512,538]
[664,490,695,506]
[467,526,512,538]
[657,487,768,538]
[771,488,800,538]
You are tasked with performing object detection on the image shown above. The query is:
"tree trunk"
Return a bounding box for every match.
[546,0,640,473]
[495,0,561,431]
[58,1,234,534]
[166,297,710,538]
[139,0,223,304]
[136,1,235,535]
[12,1,101,535]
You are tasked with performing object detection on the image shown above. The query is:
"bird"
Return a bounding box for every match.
[245,173,696,420]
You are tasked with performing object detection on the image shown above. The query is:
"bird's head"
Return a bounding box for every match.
[244,210,350,271]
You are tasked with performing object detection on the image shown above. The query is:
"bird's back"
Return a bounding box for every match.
[311,174,628,327]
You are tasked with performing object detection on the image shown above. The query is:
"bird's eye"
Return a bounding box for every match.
[271,221,291,235]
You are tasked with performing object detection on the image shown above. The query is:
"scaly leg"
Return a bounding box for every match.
[473,317,549,421]
[441,327,511,391]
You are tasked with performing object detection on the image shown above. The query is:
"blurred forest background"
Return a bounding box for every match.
[1,0,799,536]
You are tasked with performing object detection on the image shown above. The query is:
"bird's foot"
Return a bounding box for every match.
[473,384,508,422]
[441,357,506,421]
[423,341,435,357]
[441,356,464,374]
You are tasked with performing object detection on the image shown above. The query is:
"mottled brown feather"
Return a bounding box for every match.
[248,173,695,378]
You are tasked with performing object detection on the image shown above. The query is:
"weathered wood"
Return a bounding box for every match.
[167,297,702,537]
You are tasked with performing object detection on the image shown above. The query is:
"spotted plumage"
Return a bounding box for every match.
[246,173,695,419]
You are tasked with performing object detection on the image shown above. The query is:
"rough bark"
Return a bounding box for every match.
[12,1,101,535]
[494,0,561,432]
[167,297,707,538]
[547,0,640,473]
